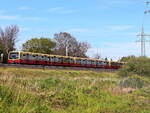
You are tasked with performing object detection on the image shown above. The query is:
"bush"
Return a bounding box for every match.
[39,77,61,90]
[118,57,150,77]
[51,82,78,108]
[119,75,149,88]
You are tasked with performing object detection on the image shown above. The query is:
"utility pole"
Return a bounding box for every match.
[96,48,101,59]
[66,44,68,56]
[66,40,69,56]
[136,1,150,56]
[137,27,150,56]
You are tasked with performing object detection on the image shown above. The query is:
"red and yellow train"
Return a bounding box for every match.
[7,51,124,69]
[0,53,3,63]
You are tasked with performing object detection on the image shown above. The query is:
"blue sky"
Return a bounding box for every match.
[0,0,150,60]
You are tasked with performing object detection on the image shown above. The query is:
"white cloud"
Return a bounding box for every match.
[67,28,90,33]
[47,7,63,12]
[22,17,44,21]
[109,0,133,5]
[20,27,30,32]
[47,7,75,14]
[87,42,140,60]
[0,15,18,20]
[18,6,31,10]
[60,10,75,14]
[0,13,45,21]
[106,25,134,31]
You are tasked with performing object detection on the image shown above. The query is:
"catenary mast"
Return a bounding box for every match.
[137,1,150,56]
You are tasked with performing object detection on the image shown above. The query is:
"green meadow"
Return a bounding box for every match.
[0,67,149,113]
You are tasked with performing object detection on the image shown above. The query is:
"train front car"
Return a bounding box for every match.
[0,53,3,63]
[8,51,21,64]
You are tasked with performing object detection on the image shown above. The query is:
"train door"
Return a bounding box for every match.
[0,53,3,63]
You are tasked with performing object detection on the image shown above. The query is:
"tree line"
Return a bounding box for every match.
[119,56,150,77]
[0,25,90,63]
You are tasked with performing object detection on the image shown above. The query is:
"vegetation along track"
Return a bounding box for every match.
[0,63,117,72]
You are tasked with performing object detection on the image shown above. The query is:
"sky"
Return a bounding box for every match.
[0,0,150,60]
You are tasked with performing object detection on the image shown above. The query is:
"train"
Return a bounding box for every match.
[0,53,3,63]
[6,51,124,69]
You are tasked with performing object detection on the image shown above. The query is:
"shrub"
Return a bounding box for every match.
[51,82,78,108]
[119,75,149,88]
[39,77,61,90]
[118,57,150,77]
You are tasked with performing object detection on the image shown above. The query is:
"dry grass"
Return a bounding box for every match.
[0,67,149,113]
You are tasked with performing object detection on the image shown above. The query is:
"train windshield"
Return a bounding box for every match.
[9,52,19,59]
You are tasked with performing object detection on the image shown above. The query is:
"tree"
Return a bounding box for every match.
[22,38,56,54]
[53,32,90,57]
[118,56,150,77]
[0,25,19,63]
[119,55,135,62]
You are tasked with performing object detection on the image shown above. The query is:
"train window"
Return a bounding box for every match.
[104,62,109,65]
[92,61,96,65]
[29,55,33,60]
[43,56,47,61]
[95,61,98,65]
[59,57,63,63]
[62,57,67,63]
[111,62,118,66]
[97,61,101,65]
[38,55,43,61]
[50,57,54,62]
[80,60,82,64]
[45,56,49,61]
[69,58,74,63]
[91,61,93,65]
[48,57,50,61]
[41,56,44,61]
[102,61,105,65]
[35,55,38,60]
[42,56,46,61]
[9,52,19,59]
[25,54,29,60]
[56,57,62,63]
[0,53,3,62]
[54,57,59,62]
[37,56,40,60]
[83,60,87,65]
[21,54,25,60]
[81,60,85,65]
[66,58,70,63]
[58,57,61,62]
[32,55,36,60]
[87,60,91,65]
[76,59,81,64]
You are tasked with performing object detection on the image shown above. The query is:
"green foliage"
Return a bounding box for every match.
[0,68,149,113]
[51,82,78,109]
[22,38,56,54]
[119,57,150,77]
[39,77,61,90]
[119,75,150,88]
[119,55,135,62]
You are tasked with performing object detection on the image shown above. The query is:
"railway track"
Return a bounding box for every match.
[0,63,117,72]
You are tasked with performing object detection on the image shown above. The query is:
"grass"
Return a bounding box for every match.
[0,67,149,113]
